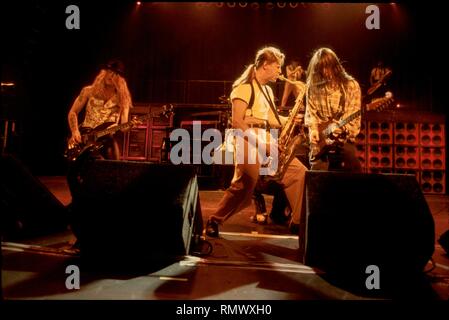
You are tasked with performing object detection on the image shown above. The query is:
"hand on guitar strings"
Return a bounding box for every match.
[329,121,346,139]
[69,130,82,147]
[331,126,343,138]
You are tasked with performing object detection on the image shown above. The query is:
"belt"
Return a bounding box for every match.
[247,123,269,129]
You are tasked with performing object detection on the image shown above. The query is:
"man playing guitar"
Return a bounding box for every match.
[304,48,363,172]
[67,59,135,161]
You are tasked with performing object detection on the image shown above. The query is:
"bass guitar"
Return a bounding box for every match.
[65,105,173,162]
[310,93,394,162]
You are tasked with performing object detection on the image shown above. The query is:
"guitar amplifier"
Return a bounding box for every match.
[121,103,174,162]
[126,126,148,160]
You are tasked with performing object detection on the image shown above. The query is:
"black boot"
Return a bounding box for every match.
[205,219,219,238]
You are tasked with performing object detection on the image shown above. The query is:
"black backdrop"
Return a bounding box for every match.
[1,1,445,174]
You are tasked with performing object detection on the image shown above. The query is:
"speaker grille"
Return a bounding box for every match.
[362,111,445,194]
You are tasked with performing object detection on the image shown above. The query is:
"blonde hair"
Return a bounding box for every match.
[232,46,285,88]
[91,69,133,113]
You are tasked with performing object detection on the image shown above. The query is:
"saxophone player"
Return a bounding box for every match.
[205,46,307,238]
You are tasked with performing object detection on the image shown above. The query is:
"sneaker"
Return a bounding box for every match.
[250,213,268,224]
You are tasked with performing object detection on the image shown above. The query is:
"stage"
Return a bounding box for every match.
[1,176,448,300]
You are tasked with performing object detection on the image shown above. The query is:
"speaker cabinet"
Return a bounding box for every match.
[70,160,203,270]
[120,104,173,162]
[362,111,446,194]
[301,171,435,294]
[0,155,68,238]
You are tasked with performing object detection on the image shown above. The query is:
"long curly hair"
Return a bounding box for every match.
[91,69,133,113]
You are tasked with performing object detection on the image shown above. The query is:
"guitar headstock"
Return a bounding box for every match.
[161,104,174,117]
[366,92,395,112]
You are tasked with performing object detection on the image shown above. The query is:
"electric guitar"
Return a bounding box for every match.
[65,105,173,162]
[310,93,394,161]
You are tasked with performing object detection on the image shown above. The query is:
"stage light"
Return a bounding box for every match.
[215,2,224,7]
[289,2,298,9]
[277,2,286,9]
[227,2,236,8]
[238,2,247,8]
[1,82,15,87]
[266,2,274,10]
[136,1,141,5]
[250,2,260,9]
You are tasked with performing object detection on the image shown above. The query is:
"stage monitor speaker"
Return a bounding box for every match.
[301,171,435,295]
[0,154,68,239]
[70,160,203,270]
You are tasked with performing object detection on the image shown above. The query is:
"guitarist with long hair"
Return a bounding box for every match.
[67,59,134,161]
[304,47,362,172]
[65,59,135,250]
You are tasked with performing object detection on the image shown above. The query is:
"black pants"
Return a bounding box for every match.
[310,142,362,173]
[253,178,289,224]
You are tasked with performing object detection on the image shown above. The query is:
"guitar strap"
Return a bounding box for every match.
[254,78,283,127]
[334,84,346,121]
[248,81,255,114]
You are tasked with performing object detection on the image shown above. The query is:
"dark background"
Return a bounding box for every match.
[1,1,445,175]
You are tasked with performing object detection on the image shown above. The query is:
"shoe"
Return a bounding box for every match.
[270,211,288,225]
[289,222,300,235]
[250,213,268,225]
[256,213,268,224]
[205,219,219,238]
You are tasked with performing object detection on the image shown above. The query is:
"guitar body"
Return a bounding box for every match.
[310,122,347,162]
[65,122,116,162]
[309,94,395,162]
[64,105,174,162]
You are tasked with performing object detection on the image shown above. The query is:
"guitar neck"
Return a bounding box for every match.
[96,114,150,138]
[96,122,130,138]
[323,110,361,136]
[94,110,171,139]
[339,110,361,128]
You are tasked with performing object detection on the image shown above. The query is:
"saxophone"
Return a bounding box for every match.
[262,75,307,182]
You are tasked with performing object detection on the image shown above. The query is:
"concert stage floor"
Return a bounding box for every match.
[1,176,449,301]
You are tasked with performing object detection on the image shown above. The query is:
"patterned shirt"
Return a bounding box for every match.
[304,79,361,142]
[81,95,120,129]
